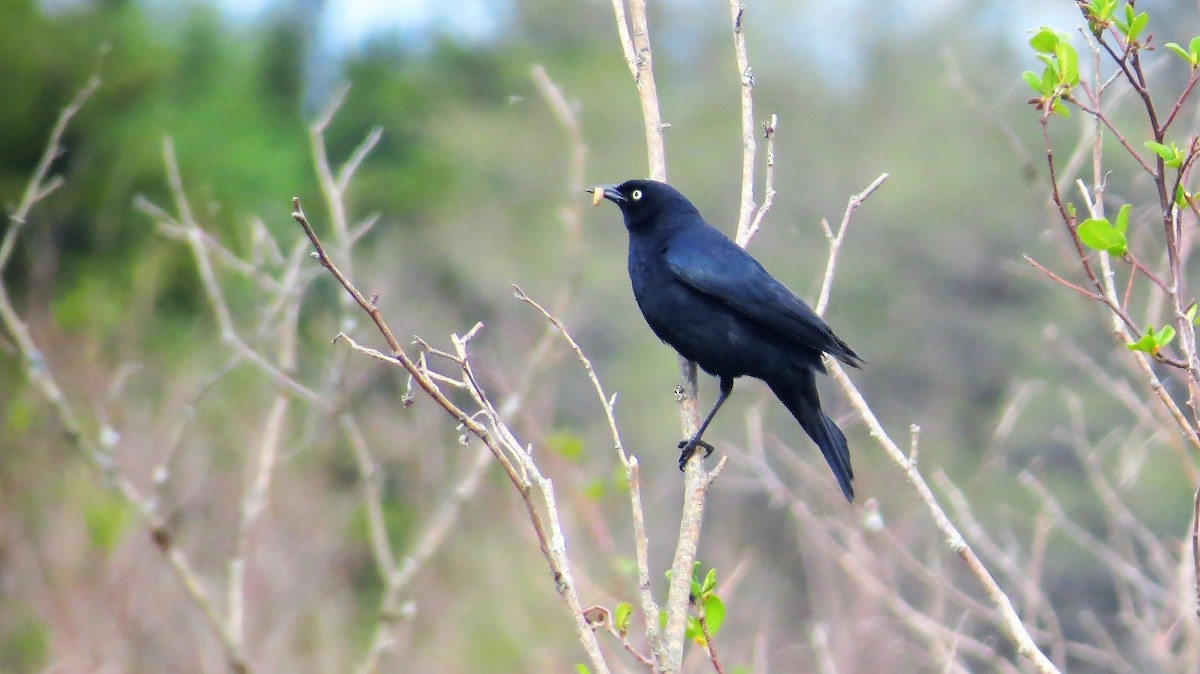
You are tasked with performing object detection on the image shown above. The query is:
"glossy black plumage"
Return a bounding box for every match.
[591,179,861,501]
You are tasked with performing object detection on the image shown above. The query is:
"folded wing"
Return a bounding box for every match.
[664,228,863,368]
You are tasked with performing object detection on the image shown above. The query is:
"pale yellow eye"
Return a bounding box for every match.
[631,189,643,201]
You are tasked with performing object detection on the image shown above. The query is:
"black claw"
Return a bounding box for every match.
[676,438,715,470]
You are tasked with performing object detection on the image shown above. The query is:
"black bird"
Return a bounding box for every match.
[590,179,862,501]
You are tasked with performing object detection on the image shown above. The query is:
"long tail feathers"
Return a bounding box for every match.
[769,373,855,502]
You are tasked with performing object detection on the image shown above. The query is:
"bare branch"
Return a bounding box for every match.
[0,76,255,674]
[729,1,757,243]
[512,285,628,463]
[292,199,612,674]
[1194,486,1200,618]
[814,172,888,316]
[807,166,1057,671]
[809,623,838,674]
[156,139,326,407]
[827,361,1060,673]
[740,114,778,247]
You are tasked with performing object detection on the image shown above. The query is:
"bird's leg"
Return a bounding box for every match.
[677,376,734,470]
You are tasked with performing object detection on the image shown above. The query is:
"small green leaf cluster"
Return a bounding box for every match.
[1146,141,1184,168]
[1113,4,1149,43]
[1022,28,1079,117]
[1082,0,1148,43]
[1077,203,1131,256]
[1165,37,1200,68]
[660,562,726,646]
[613,602,633,633]
[1127,324,1175,355]
[1149,143,1196,210]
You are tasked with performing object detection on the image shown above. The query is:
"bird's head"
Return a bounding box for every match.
[587,179,698,231]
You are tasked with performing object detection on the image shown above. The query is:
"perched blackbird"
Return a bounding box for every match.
[590,179,861,501]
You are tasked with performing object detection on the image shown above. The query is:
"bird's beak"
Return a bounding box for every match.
[586,185,626,206]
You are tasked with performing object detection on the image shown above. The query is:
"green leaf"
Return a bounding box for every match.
[84,492,132,552]
[1067,202,1077,219]
[686,616,704,644]
[702,568,717,596]
[1190,35,1200,61]
[1114,4,1133,36]
[1114,203,1131,233]
[583,479,606,501]
[1146,140,1183,168]
[1052,99,1070,117]
[1128,324,1175,354]
[659,609,668,629]
[1077,217,1128,255]
[1036,53,1059,77]
[1128,12,1148,43]
[689,561,703,597]
[611,462,630,494]
[1127,332,1157,353]
[1056,42,1080,86]
[703,595,726,636]
[575,665,590,674]
[545,432,584,461]
[1082,0,1115,29]
[1022,70,1044,95]
[1095,0,1118,21]
[1116,6,1149,43]
[1177,184,1190,208]
[1029,28,1061,54]
[1186,303,1198,324]
[614,602,633,632]
[1145,140,1174,161]
[1165,42,1193,64]
[614,556,637,578]
[1042,67,1057,96]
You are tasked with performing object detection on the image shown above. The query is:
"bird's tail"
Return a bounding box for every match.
[767,371,854,502]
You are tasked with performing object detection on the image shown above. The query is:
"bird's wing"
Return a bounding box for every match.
[664,229,862,367]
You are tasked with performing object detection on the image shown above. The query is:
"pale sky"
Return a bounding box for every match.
[211,0,1076,52]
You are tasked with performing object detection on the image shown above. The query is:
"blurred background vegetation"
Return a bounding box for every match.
[4,0,1200,671]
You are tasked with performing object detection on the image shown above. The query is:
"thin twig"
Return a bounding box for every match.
[827,361,1060,673]
[511,284,661,660]
[741,114,778,247]
[1194,486,1200,618]
[0,76,254,674]
[618,0,667,182]
[809,623,839,674]
[609,1,722,670]
[808,169,1058,671]
[814,173,888,316]
[1023,255,1105,301]
[698,613,726,674]
[729,0,756,244]
[513,285,628,464]
[292,200,611,674]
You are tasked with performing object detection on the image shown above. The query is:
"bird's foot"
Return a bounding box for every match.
[676,437,715,470]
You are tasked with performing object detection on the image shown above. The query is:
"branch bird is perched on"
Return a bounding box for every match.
[589,179,862,502]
